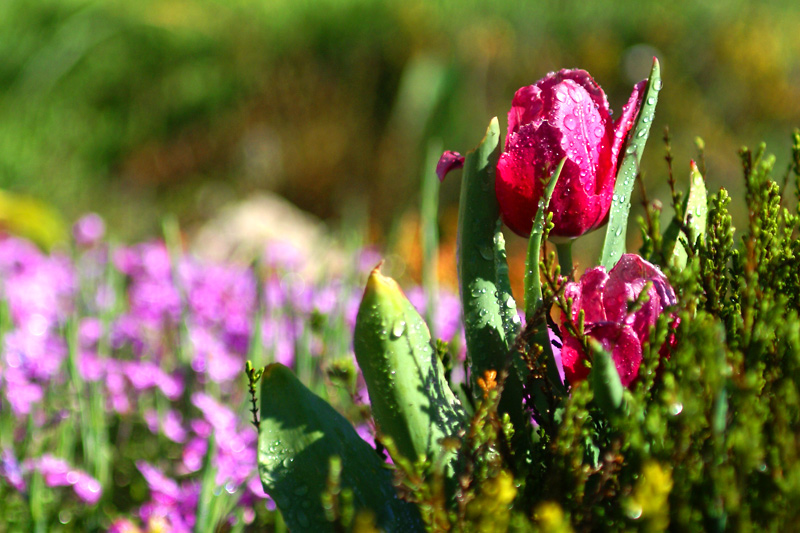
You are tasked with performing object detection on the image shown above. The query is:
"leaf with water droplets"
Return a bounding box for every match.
[600,57,662,270]
[457,117,530,439]
[354,265,465,467]
[258,364,424,532]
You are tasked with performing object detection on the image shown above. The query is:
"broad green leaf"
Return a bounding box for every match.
[455,117,528,438]
[258,363,423,532]
[354,266,464,465]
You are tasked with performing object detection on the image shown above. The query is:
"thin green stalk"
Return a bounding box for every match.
[420,139,442,340]
[162,216,192,368]
[524,158,565,323]
[555,241,574,281]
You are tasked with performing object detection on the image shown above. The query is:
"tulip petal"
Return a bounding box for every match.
[590,323,642,388]
[508,69,610,140]
[435,150,465,182]
[565,266,609,324]
[546,79,607,194]
[610,79,647,174]
[604,254,674,340]
[508,85,545,138]
[496,123,560,236]
[560,330,590,384]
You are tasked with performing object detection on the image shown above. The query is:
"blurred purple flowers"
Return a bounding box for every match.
[0,215,465,528]
[560,254,677,387]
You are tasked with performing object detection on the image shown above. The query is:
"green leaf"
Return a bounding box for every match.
[258,363,423,532]
[664,161,708,269]
[455,117,529,439]
[600,57,662,270]
[589,341,624,416]
[524,158,565,323]
[354,265,465,465]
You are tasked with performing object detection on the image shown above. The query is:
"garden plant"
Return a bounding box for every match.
[1,57,800,532]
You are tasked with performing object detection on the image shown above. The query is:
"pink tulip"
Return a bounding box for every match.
[560,254,676,387]
[496,69,646,238]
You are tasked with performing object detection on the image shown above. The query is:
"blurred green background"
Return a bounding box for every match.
[1,0,799,254]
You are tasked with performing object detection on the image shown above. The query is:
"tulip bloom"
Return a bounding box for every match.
[496,69,646,238]
[560,254,676,387]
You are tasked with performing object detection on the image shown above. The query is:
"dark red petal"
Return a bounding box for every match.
[560,326,591,385]
[588,323,643,387]
[508,85,545,138]
[435,151,465,182]
[545,79,607,192]
[564,266,609,324]
[610,79,647,172]
[604,254,674,339]
[552,69,610,116]
[548,163,614,238]
[496,123,563,236]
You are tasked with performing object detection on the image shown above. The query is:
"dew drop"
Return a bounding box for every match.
[652,79,662,91]
[555,89,567,102]
[564,115,577,130]
[615,227,623,237]
[478,245,493,261]
[669,402,683,415]
[594,126,604,138]
[647,96,655,105]
[626,144,636,155]
[636,128,646,138]
[390,320,406,339]
[568,86,584,102]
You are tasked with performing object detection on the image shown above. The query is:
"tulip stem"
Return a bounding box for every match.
[555,241,574,280]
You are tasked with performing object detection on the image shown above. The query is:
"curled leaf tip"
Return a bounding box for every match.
[436,150,465,182]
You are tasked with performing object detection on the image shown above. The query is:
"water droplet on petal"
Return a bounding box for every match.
[564,115,577,130]
[594,126,604,138]
[555,90,567,102]
[568,86,584,102]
